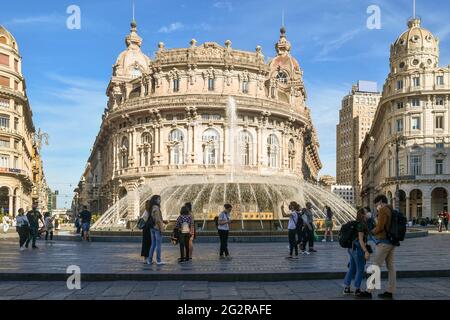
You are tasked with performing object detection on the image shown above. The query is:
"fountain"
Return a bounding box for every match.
[91,97,357,232]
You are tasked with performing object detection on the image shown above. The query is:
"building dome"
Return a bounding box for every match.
[269,27,301,79]
[390,18,439,72]
[113,21,150,78]
[0,25,19,51]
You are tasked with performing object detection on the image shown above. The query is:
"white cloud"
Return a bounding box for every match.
[158,22,184,33]
[315,28,363,61]
[5,14,64,25]
[213,1,233,12]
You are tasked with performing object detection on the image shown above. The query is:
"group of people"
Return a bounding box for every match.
[74,206,92,241]
[343,195,398,299]
[281,201,317,258]
[139,195,234,264]
[438,211,449,232]
[14,203,56,250]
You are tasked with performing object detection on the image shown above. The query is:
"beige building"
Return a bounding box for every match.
[361,17,450,219]
[336,81,381,206]
[0,26,47,215]
[75,20,322,219]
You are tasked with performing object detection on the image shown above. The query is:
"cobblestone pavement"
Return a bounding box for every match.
[0,277,450,300]
[0,233,449,275]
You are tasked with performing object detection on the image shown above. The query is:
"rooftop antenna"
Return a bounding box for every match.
[132,0,136,22]
[282,9,285,28]
[413,0,416,19]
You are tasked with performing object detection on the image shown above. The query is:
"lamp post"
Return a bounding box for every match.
[392,134,406,212]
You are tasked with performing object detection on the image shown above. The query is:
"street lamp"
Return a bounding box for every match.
[391,133,407,212]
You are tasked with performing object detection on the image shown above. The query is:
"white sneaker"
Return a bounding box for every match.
[20,246,25,251]
[322,239,326,242]
[156,261,166,265]
[146,258,153,265]
[301,251,310,255]
[331,239,334,242]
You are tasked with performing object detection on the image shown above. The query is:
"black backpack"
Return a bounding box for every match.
[214,216,219,229]
[386,208,407,246]
[295,212,303,231]
[338,221,359,248]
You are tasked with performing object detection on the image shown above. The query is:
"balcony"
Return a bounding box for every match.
[385,174,450,184]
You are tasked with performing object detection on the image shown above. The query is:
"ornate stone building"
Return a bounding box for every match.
[361,18,450,219]
[336,81,381,207]
[0,26,47,215]
[76,20,322,217]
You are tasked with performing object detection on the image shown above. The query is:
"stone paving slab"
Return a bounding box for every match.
[0,234,449,281]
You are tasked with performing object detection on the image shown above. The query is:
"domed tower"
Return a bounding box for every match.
[268,27,307,109]
[389,18,439,75]
[106,20,150,110]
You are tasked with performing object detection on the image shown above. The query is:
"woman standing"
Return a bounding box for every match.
[281,201,300,259]
[184,202,196,259]
[322,206,334,242]
[140,200,152,264]
[147,195,168,265]
[16,208,30,251]
[343,207,372,298]
[44,212,55,241]
[175,206,193,262]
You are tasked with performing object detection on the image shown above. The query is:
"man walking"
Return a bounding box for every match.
[371,195,396,299]
[25,203,44,249]
[79,205,92,241]
[218,204,233,259]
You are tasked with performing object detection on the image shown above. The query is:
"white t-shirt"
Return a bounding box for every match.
[218,211,230,231]
[288,211,298,230]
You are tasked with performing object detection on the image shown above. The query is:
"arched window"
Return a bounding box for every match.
[120,137,129,168]
[202,129,219,165]
[239,131,252,166]
[140,133,152,167]
[276,71,288,84]
[168,129,184,165]
[131,67,141,78]
[0,37,7,45]
[288,139,295,170]
[267,134,279,168]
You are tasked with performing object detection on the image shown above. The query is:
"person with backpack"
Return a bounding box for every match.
[25,203,44,249]
[218,204,233,259]
[16,208,30,251]
[148,195,168,265]
[79,206,92,241]
[300,202,316,253]
[343,207,373,298]
[371,194,402,299]
[281,201,301,259]
[175,206,194,263]
[140,200,153,264]
[184,202,196,259]
[322,205,334,242]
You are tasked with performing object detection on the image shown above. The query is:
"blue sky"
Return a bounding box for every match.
[1,0,450,208]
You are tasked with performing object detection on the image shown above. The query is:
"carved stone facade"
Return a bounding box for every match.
[361,18,450,219]
[75,22,322,215]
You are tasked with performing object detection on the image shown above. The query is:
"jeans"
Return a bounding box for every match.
[373,243,396,293]
[179,233,190,260]
[288,229,298,256]
[218,230,229,256]
[25,226,38,247]
[45,231,53,240]
[344,244,366,289]
[149,228,162,263]
[18,226,29,247]
[300,226,313,250]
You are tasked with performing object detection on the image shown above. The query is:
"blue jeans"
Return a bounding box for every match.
[344,244,366,289]
[149,228,162,263]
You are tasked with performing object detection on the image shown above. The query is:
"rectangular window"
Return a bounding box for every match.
[0,53,9,66]
[412,117,421,130]
[14,140,18,150]
[13,156,18,169]
[173,79,179,92]
[410,155,422,176]
[436,97,444,106]
[0,99,8,109]
[0,75,9,87]
[14,81,18,91]
[271,86,276,98]
[201,114,209,120]
[412,98,421,107]
[397,102,404,109]
[166,114,173,120]
[14,118,18,130]
[413,77,420,87]
[396,80,403,90]
[437,75,445,86]
[0,116,9,128]
[0,154,9,167]
[436,116,444,129]
[437,142,445,149]
[242,80,249,94]
[208,78,215,91]
[436,159,444,175]
[0,138,9,148]
[396,119,403,132]
[14,59,18,72]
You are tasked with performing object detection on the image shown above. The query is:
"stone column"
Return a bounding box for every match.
[405,197,410,219]
[8,195,13,217]
[422,197,432,218]
[223,124,229,164]
[256,127,262,168]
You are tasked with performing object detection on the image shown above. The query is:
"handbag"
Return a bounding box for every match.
[366,244,373,254]
[136,218,146,230]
